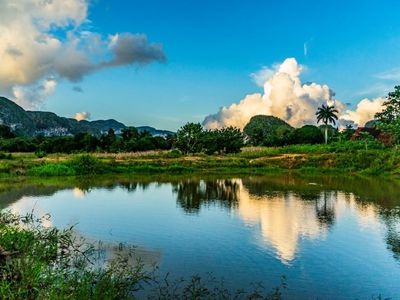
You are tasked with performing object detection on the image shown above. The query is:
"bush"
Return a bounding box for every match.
[69,154,102,175]
[292,125,324,144]
[166,149,182,158]
[34,150,47,158]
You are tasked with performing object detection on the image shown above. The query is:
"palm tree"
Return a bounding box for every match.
[316,104,339,144]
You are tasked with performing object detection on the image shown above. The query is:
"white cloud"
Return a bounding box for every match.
[204,58,340,129]
[250,65,277,87]
[12,79,57,110]
[203,58,385,130]
[0,0,165,109]
[339,98,385,127]
[74,111,91,121]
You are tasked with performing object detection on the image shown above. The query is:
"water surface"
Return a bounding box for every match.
[1,175,400,299]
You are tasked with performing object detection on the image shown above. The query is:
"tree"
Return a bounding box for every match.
[203,127,243,154]
[316,104,338,144]
[356,131,375,150]
[217,127,243,154]
[175,123,204,154]
[100,128,117,151]
[375,86,400,148]
[0,125,15,139]
[121,127,139,142]
[375,85,400,123]
[292,125,324,144]
[341,124,355,141]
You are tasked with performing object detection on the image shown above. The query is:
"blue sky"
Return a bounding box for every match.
[7,0,400,130]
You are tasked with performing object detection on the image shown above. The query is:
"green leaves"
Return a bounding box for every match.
[375,85,400,124]
[175,123,243,155]
[316,104,339,126]
[243,115,293,146]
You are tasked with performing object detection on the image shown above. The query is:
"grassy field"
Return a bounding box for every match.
[0,143,399,177]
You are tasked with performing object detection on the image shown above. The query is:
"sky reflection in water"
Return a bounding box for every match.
[2,175,400,299]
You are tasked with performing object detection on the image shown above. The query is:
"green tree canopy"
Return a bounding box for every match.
[375,86,400,147]
[292,125,324,144]
[375,85,400,123]
[175,123,204,154]
[243,115,293,146]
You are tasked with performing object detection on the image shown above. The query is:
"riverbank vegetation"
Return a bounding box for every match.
[0,141,398,178]
[0,87,399,177]
[0,210,286,299]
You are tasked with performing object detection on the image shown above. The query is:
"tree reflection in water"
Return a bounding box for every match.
[0,175,399,262]
[172,179,241,213]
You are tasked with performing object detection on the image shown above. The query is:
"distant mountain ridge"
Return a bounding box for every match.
[0,97,174,137]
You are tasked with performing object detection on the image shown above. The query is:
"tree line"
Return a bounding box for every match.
[0,85,399,155]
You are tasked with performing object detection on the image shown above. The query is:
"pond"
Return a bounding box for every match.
[1,174,400,299]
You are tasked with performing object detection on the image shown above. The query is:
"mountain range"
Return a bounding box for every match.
[0,97,174,137]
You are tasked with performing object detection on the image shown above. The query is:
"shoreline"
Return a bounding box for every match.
[0,145,398,178]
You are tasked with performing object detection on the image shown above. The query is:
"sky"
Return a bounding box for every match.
[1,0,400,130]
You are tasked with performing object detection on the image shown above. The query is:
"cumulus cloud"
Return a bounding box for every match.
[340,98,385,127]
[204,58,340,129]
[250,65,278,87]
[74,111,91,121]
[0,0,165,108]
[13,79,57,110]
[203,58,385,130]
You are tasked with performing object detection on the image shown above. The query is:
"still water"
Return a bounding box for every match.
[1,175,400,299]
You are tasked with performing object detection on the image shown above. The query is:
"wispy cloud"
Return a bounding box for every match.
[374,68,400,81]
[354,82,393,97]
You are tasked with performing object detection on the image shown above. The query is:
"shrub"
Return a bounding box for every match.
[34,150,47,158]
[292,125,324,144]
[70,154,102,175]
[166,149,182,158]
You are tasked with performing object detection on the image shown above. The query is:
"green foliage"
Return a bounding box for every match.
[175,122,204,154]
[34,150,47,158]
[341,125,356,141]
[292,125,324,144]
[0,211,150,299]
[175,123,243,155]
[0,210,286,299]
[375,85,400,123]
[0,125,15,138]
[378,120,400,146]
[243,115,293,146]
[69,155,102,175]
[355,131,376,150]
[374,86,400,148]
[0,152,12,160]
[29,164,76,176]
[316,104,339,144]
[121,127,139,141]
[166,149,182,158]
[203,127,244,154]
